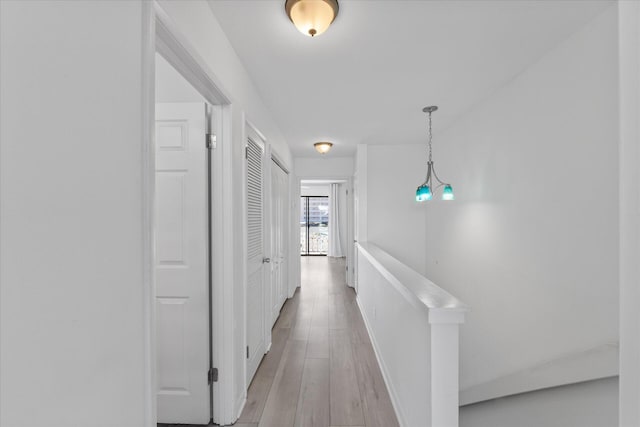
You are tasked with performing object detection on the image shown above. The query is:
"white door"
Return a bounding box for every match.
[276,163,288,312]
[270,160,289,325]
[270,161,281,326]
[155,103,210,424]
[246,131,266,384]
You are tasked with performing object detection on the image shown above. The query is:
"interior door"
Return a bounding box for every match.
[270,160,288,325]
[155,103,211,424]
[277,164,288,310]
[246,131,266,385]
[270,161,281,326]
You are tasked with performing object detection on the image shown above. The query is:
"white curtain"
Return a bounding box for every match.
[328,183,343,257]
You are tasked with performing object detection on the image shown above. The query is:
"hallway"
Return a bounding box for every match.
[237,257,399,427]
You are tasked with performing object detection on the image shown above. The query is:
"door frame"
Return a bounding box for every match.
[294,176,355,290]
[142,2,236,425]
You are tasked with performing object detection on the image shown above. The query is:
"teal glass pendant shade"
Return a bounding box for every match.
[416,185,432,202]
[442,184,454,201]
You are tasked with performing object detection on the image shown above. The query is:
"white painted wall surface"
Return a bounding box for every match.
[0,1,148,426]
[156,53,204,103]
[460,377,619,427]
[157,1,293,420]
[357,249,432,427]
[294,156,354,178]
[367,144,429,276]
[425,6,619,395]
[618,2,640,426]
[301,184,330,196]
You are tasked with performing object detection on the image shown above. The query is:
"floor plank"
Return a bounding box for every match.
[307,325,329,359]
[353,341,400,427]
[329,328,365,426]
[293,358,330,427]
[238,327,290,423]
[259,339,308,427]
[236,257,398,427]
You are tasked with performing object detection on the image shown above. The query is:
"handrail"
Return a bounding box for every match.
[356,241,469,427]
[357,242,469,319]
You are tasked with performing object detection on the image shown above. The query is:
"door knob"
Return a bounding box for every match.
[263,257,271,263]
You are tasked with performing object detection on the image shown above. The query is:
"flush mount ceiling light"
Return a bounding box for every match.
[314,141,333,154]
[416,106,454,202]
[285,0,339,37]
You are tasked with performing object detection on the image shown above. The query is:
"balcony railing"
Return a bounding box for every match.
[300,225,328,255]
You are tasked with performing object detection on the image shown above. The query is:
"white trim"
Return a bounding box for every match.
[148,2,236,424]
[270,147,291,174]
[218,103,236,424]
[154,2,230,105]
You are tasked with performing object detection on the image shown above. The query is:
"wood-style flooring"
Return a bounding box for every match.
[236,256,399,427]
[160,256,398,427]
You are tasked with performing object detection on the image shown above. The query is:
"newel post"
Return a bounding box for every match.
[429,309,467,427]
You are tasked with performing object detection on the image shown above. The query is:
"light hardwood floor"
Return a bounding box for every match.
[160,256,398,427]
[236,256,399,427]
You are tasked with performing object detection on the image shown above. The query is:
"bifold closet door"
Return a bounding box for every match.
[246,133,267,385]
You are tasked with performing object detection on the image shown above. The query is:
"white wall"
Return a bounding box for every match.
[301,184,330,196]
[367,144,429,276]
[460,377,619,427]
[618,1,640,426]
[294,156,354,178]
[156,53,204,103]
[157,1,293,420]
[426,6,620,396]
[356,247,431,427]
[0,1,148,426]
[356,5,620,402]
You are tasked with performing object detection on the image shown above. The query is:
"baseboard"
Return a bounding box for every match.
[460,342,619,406]
[356,296,408,427]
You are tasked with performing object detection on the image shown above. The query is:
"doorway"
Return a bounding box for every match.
[154,53,215,425]
[147,4,235,426]
[300,196,329,256]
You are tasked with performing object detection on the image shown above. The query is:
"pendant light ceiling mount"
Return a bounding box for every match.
[285,0,339,38]
[416,106,454,202]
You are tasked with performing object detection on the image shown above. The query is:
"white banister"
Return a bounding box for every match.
[356,242,469,427]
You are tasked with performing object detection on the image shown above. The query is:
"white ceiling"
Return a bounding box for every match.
[208,0,611,158]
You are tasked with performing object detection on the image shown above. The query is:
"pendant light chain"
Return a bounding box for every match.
[428,110,433,163]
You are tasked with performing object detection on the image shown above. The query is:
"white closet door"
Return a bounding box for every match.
[270,160,289,325]
[277,166,288,307]
[270,161,281,326]
[246,134,266,384]
[155,103,210,424]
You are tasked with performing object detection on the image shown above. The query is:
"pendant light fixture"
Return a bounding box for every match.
[416,106,454,202]
[285,0,339,37]
[314,141,333,154]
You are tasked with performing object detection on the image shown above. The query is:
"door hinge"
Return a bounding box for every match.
[245,146,248,159]
[246,346,249,359]
[206,133,217,149]
[346,266,348,271]
[208,367,218,384]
